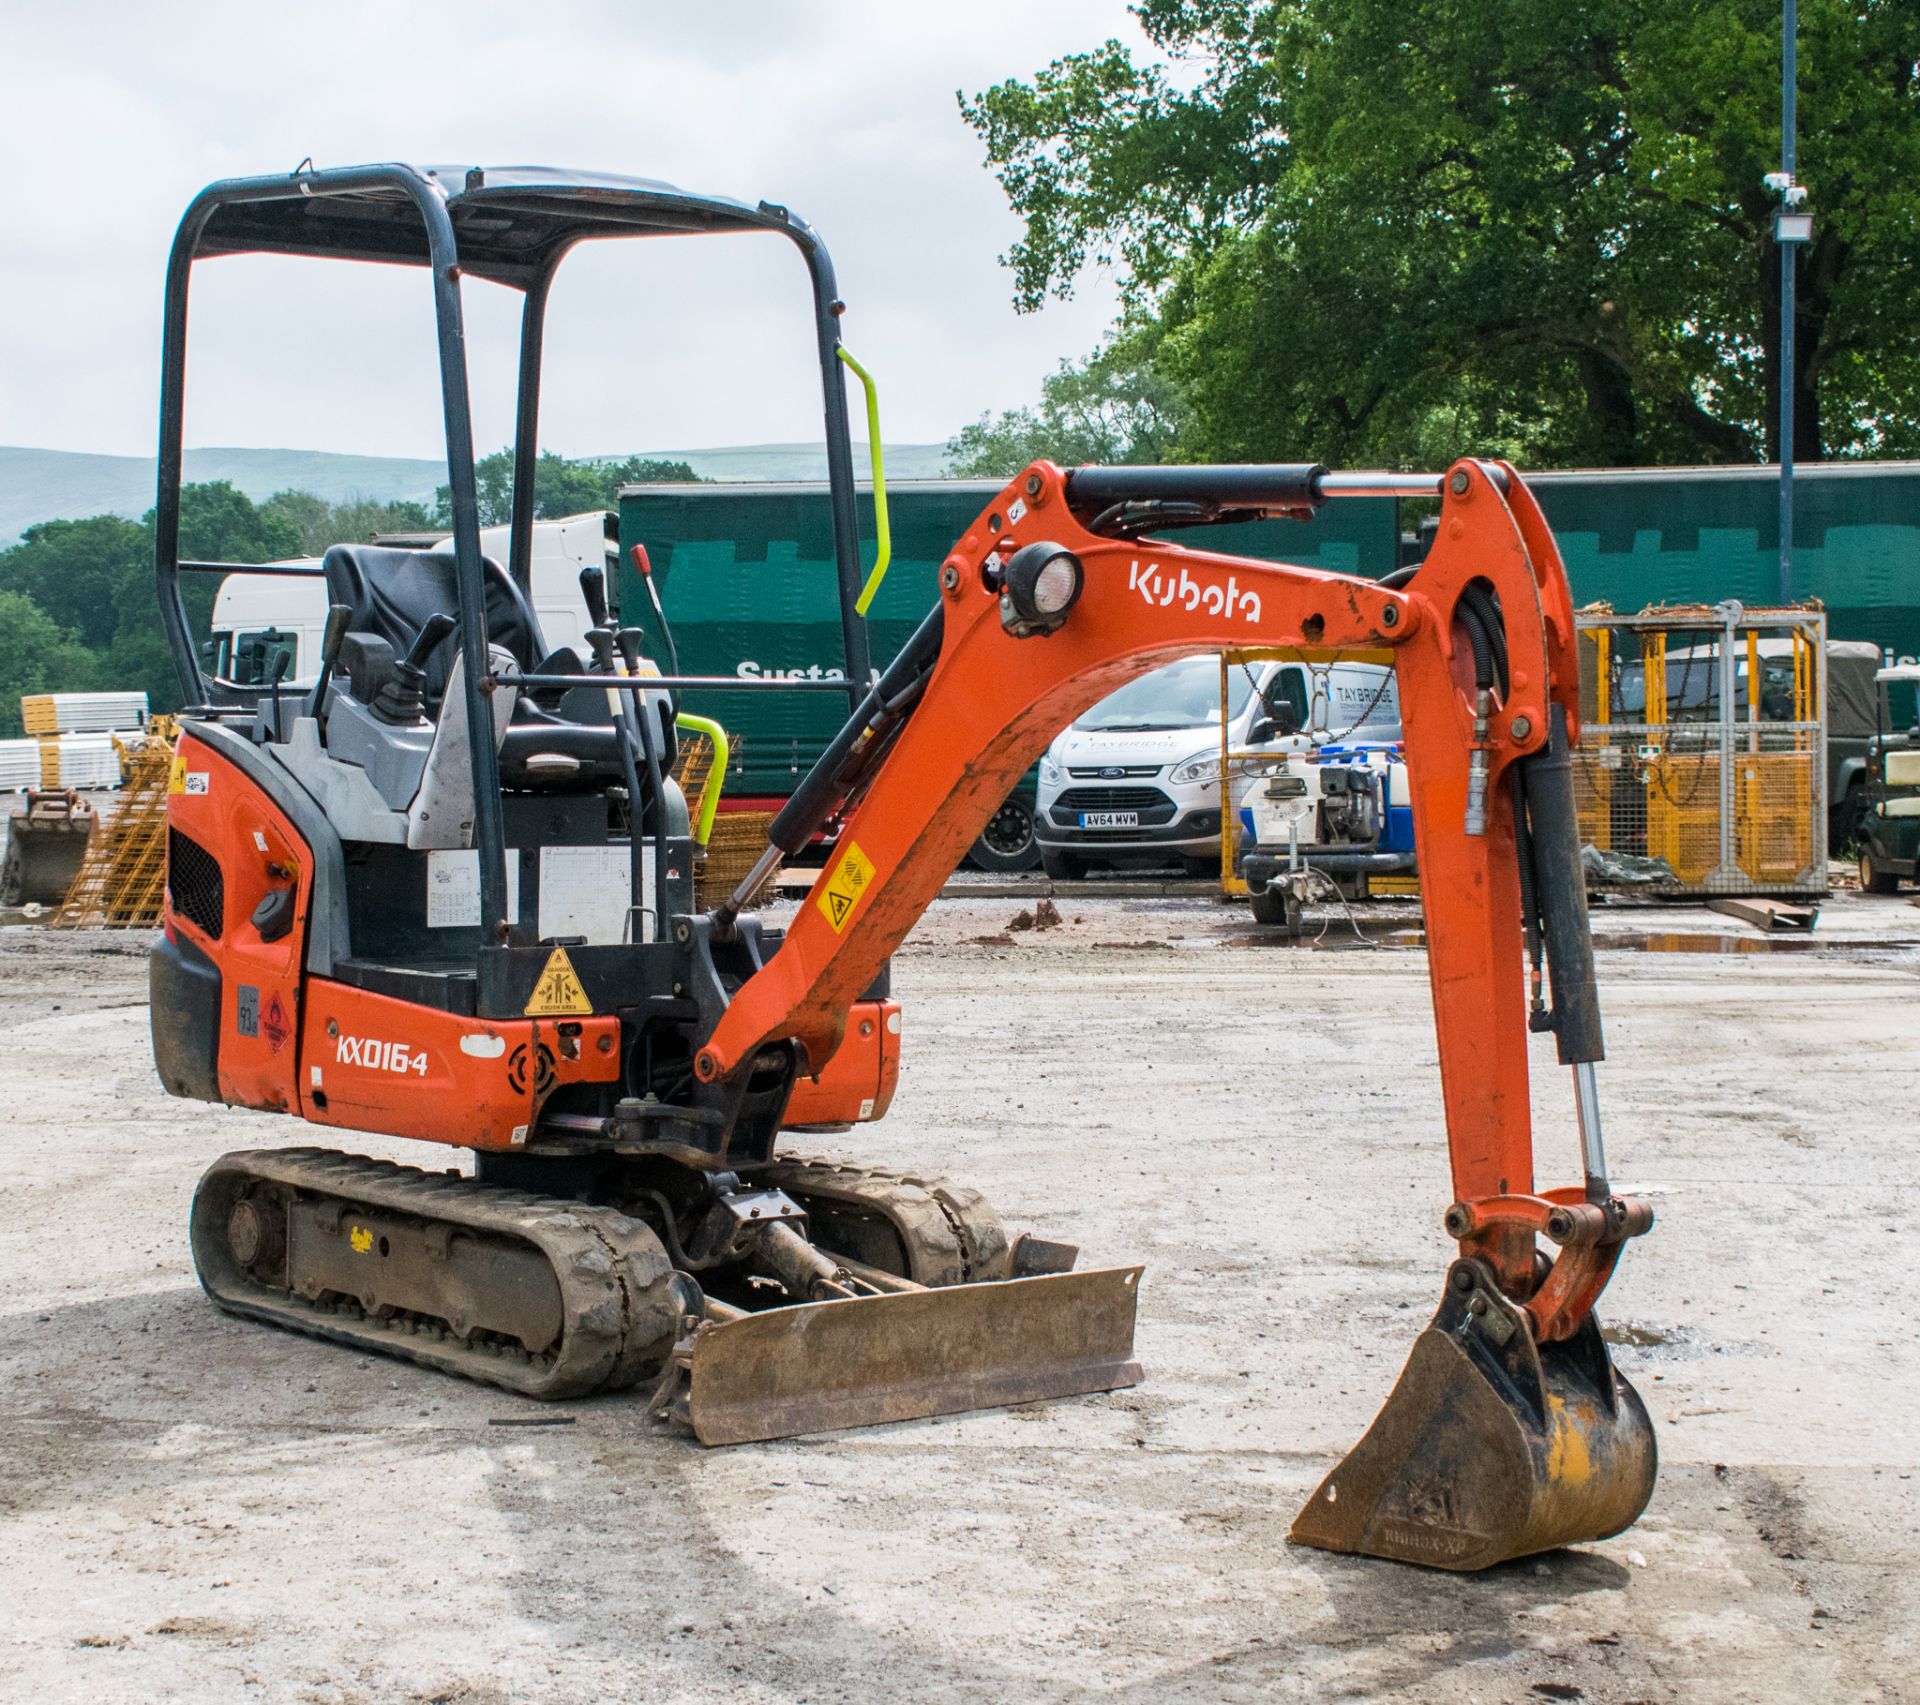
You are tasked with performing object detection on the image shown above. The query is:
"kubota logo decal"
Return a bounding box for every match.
[337,1035,429,1075]
[1129,559,1263,623]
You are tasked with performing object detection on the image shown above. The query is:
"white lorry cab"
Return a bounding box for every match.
[206,513,617,687]
[1034,654,1402,878]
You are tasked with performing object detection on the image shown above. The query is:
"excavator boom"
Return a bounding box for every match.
[688,457,1655,1568]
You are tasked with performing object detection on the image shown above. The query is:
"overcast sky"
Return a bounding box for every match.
[0,1,1143,462]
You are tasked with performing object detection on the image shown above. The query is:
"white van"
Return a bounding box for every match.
[1035,655,1401,877]
[206,513,617,687]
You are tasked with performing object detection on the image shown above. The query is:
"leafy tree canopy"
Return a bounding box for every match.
[964,0,1920,467]
[433,450,699,527]
[262,490,435,555]
[0,590,98,738]
[947,344,1191,475]
[0,481,304,724]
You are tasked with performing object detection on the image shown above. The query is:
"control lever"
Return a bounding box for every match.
[579,562,611,631]
[609,626,670,943]
[403,611,459,675]
[266,647,292,742]
[370,611,456,725]
[629,543,682,678]
[304,602,354,725]
[583,617,657,941]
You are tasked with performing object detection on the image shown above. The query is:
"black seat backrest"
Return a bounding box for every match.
[322,544,545,712]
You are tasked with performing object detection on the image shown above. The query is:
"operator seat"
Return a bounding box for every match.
[322,544,543,711]
[321,543,645,792]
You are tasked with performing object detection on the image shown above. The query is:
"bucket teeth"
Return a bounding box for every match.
[1290,1260,1656,1571]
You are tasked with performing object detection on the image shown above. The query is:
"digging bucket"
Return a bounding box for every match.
[674,1266,1143,1445]
[1290,1260,1656,1570]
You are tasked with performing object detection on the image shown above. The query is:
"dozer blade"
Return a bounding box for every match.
[1290,1260,1656,1571]
[679,1266,1143,1446]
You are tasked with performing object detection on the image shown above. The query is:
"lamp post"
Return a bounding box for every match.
[1769,0,1812,605]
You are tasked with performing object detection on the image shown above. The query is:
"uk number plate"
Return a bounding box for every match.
[1079,811,1139,829]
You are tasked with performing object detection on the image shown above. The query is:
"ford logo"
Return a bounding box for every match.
[1098,766,1125,779]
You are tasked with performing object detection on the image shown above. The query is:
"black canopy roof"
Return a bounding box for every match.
[192,163,805,288]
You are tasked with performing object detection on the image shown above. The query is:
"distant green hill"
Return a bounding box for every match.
[0,441,953,543]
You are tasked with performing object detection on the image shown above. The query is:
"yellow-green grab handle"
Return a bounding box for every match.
[836,345,891,614]
[674,712,730,847]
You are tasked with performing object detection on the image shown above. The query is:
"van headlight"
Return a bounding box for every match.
[1170,750,1223,786]
[1172,751,1288,787]
[1040,750,1063,785]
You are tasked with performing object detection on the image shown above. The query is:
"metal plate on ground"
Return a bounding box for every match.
[685,1266,1144,1446]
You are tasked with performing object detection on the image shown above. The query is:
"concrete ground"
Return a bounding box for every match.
[1,888,1916,1703]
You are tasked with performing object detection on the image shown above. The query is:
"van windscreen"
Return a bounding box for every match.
[1075,657,1257,732]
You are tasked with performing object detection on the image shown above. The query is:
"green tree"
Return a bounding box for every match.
[108,482,305,711]
[0,515,148,649]
[262,489,436,554]
[432,450,699,526]
[0,482,394,720]
[0,591,97,737]
[947,345,1190,475]
[964,0,1920,467]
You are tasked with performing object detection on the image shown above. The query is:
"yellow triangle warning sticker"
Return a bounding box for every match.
[524,946,593,1016]
[815,839,876,935]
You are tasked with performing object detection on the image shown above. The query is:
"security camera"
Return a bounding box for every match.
[1763,171,1793,193]
[1783,183,1809,206]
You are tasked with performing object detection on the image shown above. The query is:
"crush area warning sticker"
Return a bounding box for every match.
[524,945,593,1017]
[816,840,876,934]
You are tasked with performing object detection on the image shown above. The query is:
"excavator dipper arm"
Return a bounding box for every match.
[698,457,1657,1569]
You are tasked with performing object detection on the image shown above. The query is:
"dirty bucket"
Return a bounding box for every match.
[1290,1259,1656,1570]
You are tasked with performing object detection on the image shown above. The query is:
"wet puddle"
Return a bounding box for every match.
[1602,1322,1684,1348]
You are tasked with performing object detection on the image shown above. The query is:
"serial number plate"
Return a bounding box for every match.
[1079,811,1139,829]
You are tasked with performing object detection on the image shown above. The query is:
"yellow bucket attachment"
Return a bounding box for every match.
[665,1266,1143,1446]
[1291,1260,1656,1570]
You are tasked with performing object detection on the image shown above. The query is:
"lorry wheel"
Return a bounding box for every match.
[1040,848,1088,881]
[1860,851,1901,894]
[1249,885,1295,928]
[968,796,1041,873]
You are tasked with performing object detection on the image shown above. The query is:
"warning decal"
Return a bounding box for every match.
[524,946,593,1017]
[816,840,877,934]
[262,992,291,1054]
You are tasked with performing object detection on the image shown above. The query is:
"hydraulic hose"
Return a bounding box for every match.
[767,603,943,858]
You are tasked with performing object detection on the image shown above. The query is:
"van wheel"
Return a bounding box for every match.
[1860,851,1901,894]
[1040,848,1088,881]
[1182,854,1221,880]
[968,796,1041,872]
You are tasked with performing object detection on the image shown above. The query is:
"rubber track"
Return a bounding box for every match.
[745,1155,1012,1287]
[192,1148,680,1400]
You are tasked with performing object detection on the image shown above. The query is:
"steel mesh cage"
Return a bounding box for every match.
[1574,606,1827,897]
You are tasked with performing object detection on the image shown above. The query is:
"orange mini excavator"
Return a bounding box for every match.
[150,164,1654,1570]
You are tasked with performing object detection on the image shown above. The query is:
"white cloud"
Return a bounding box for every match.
[0,0,1142,461]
